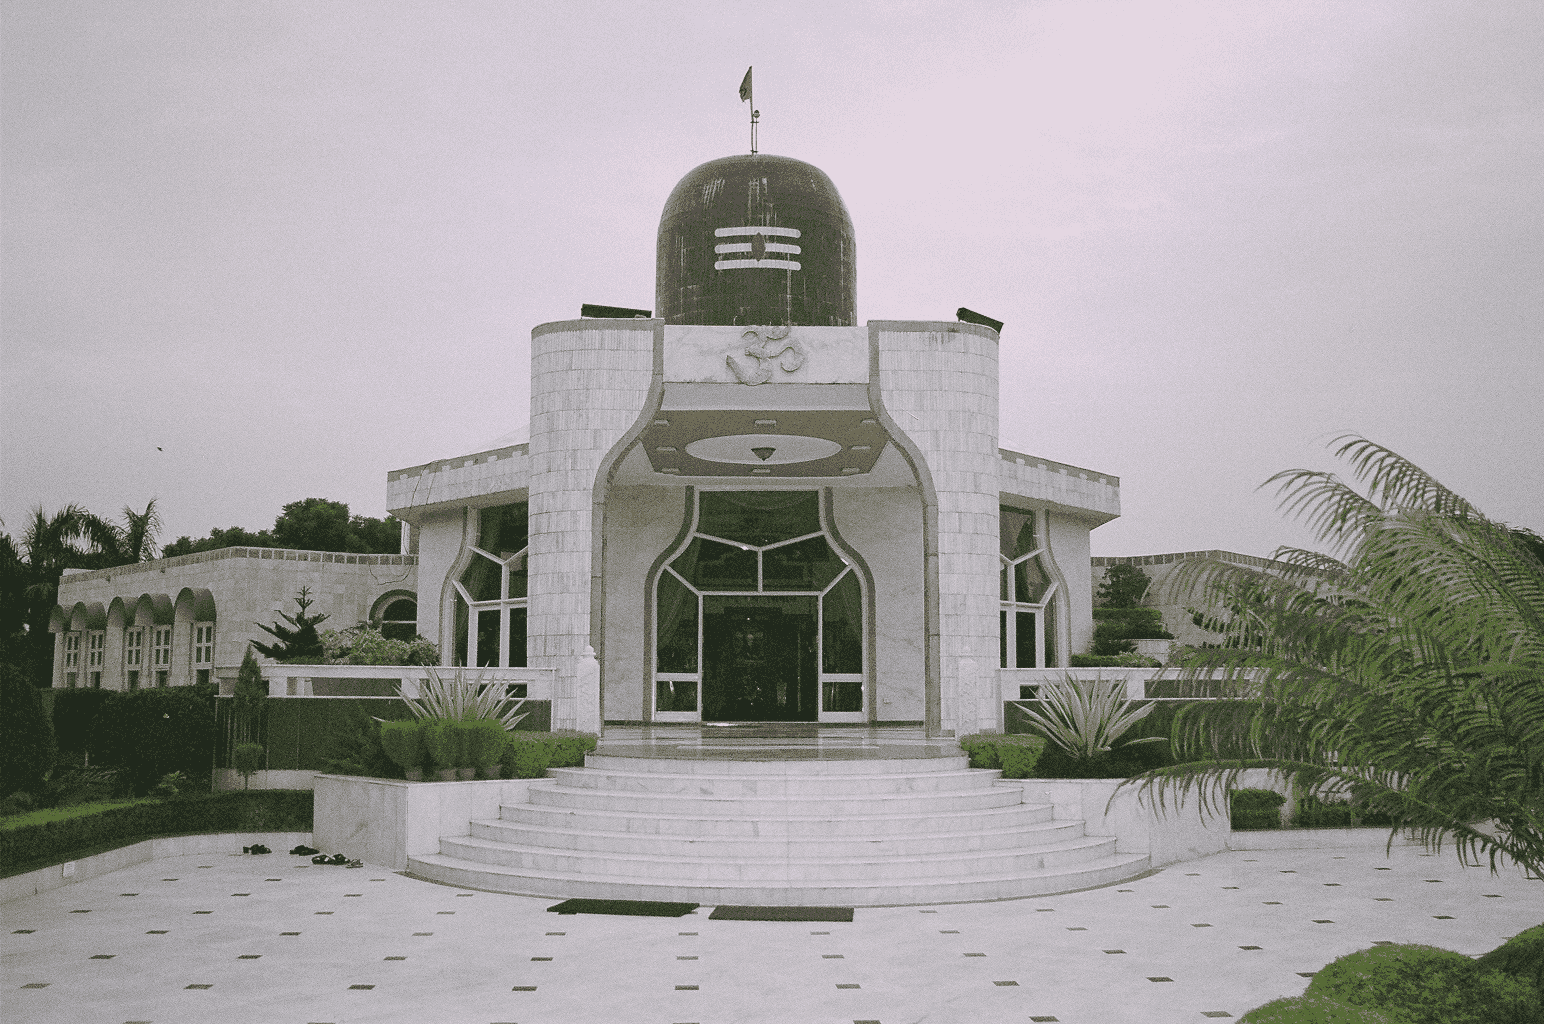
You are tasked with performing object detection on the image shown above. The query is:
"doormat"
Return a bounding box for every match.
[709,906,855,922]
[546,899,699,917]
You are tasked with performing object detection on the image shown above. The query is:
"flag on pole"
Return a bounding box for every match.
[739,67,753,103]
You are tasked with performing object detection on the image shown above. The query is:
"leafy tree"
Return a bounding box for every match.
[233,646,266,744]
[162,500,399,557]
[251,588,329,663]
[162,525,275,558]
[1127,436,1544,875]
[2,501,162,686]
[273,498,353,553]
[0,661,56,798]
[1097,563,1152,608]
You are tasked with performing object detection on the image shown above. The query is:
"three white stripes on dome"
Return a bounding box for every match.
[714,225,802,271]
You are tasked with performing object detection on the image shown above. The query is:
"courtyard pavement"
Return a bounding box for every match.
[4,840,1540,1024]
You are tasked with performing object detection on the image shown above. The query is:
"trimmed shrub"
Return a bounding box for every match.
[1090,606,1173,655]
[464,719,507,770]
[1477,924,1544,1003]
[0,789,313,878]
[49,688,113,759]
[1069,653,1162,668]
[316,710,396,779]
[86,684,218,796]
[1238,994,1408,1023]
[0,664,56,800]
[956,733,1047,779]
[418,719,454,772]
[1231,788,1286,830]
[232,743,264,789]
[378,719,423,772]
[1307,943,1542,1024]
[499,731,597,779]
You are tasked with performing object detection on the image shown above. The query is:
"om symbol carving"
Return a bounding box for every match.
[727,326,806,385]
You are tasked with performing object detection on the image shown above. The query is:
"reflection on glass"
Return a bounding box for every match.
[1014,557,1051,603]
[1044,599,1057,667]
[822,680,863,713]
[657,679,698,712]
[1016,610,1037,669]
[821,570,862,674]
[672,537,758,591]
[656,572,698,673]
[462,557,501,602]
[1000,609,1008,668]
[507,607,527,668]
[507,552,528,600]
[454,598,469,666]
[698,491,820,546]
[1000,506,1037,559]
[477,609,501,667]
[764,535,847,591]
[479,503,529,558]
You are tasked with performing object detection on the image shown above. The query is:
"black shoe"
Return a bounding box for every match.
[312,854,329,865]
[291,845,319,856]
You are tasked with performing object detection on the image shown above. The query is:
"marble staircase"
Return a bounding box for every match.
[407,752,1150,906]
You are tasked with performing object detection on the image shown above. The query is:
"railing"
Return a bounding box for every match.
[1001,666,1265,703]
[214,664,558,701]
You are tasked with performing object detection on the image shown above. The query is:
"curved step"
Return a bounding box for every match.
[545,765,1002,797]
[406,851,1152,906]
[436,832,1119,883]
[582,753,971,776]
[499,799,1057,838]
[469,816,1084,858]
[525,783,1022,817]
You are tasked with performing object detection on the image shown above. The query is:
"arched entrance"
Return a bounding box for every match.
[653,490,866,723]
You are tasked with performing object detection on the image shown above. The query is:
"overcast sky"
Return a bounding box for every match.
[3,1,1540,559]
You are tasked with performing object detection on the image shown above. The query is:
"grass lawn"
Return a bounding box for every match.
[0,798,161,832]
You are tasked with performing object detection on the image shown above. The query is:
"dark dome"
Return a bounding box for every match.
[656,154,856,327]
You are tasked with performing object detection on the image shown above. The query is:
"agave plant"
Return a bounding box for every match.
[396,667,528,730]
[1012,676,1165,760]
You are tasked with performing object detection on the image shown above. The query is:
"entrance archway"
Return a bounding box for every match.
[652,490,865,723]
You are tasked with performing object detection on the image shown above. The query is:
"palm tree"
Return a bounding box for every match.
[1126,436,1543,875]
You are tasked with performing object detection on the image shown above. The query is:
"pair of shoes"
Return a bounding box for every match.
[290,845,319,856]
[345,859,363,869]
[311,853,350,866]
[242,844,271,855]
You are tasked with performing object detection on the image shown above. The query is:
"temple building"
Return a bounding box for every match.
[52,152,1124,737]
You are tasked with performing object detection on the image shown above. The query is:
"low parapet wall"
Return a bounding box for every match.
[1004,778,1232,868]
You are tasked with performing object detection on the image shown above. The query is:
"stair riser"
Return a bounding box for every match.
[526,786,1022,817]
[581,754,971,777]
[406,855,1149,906]
[436,837,1119,882]
[469,820,1087,858]
[543,767,1003,797]
[500,803,1055,837]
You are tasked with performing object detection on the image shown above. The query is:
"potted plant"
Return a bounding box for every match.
[418,719,457,782]
[390,668,530,781]
[379,719,425,781]
[1011,676,1165,777]
[449,719,477,781]
[467,718,506,779]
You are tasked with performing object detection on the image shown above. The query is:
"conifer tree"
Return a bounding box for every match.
[251,587,329,663]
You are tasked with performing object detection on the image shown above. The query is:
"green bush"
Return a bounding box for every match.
[378,719,423,771]
[49,688,113,758]
[418,719,454,771]
[956,733,1047,778]
[1232,788,1286,830]
[1238,993,1409,1023]
[86,684,218,796]
[1006,697,1186,778]
[464,719,507,769]
[0,664,56,800]
[1090,607,1173,655]
[1307,943,1541,1024]
[499,731,597,779]
[232,743,264,788]
[0,789,312,878]
[316,710,396,779]
[1477,924,1544,1002]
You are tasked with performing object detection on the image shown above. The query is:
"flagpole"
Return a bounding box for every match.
[740,66,757,155]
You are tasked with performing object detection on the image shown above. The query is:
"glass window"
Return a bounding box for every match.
[1000,505,1059,669]
[124,628,144,668]
[152,627,172,668]
[478,502,529,559]
[194,624,214,666]
[672,537,758,591]
[379,599,416,642]
[763,535,848,592]
[820,570,863,674]
[697,490,820,546]
[87,631,104,669]
[656,571,699,673]
[506,607,527,668]
[475,609,501,667]
[64,632,81,669]
[455,502,530,668]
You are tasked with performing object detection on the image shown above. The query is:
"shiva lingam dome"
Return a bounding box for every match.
[656,154,856,327]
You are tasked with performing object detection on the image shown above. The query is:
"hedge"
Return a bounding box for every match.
[85,684,219,796]
[0,789,313,879]
[1306,943,1540,1024]
[49,688,113,756]
[1,665,55,799]
[499,731,598,779]
[956,733,1047,778]
[1231,788,1285,830]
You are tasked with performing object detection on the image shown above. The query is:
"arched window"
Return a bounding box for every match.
[999,506,1059,668]
[378,598,417,642]
[653,490,865,723]
[452,503,528,668]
